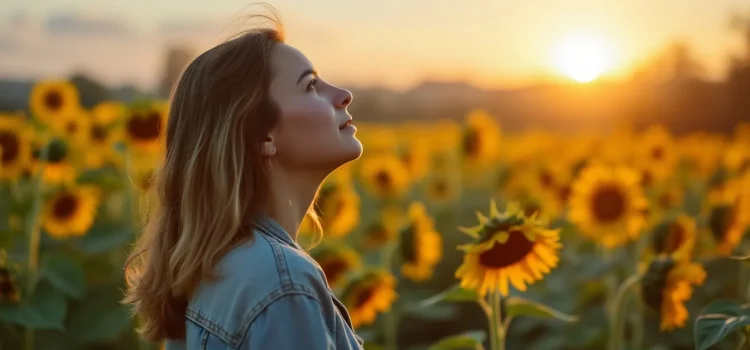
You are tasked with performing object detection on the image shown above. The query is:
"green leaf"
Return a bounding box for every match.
[41,255,86,300]
[0,282,67,330]
[67,290,132,345]
[76,224,133,255]
[428,330,486,350]
[419,285,480,307]
[504,296,578,323]
[694,299,750,350]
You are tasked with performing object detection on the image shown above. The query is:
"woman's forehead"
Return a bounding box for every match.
[270,43,314,79]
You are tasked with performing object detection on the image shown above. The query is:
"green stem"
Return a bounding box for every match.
[602,248,619,350]
[610,273,643,350]
[24,143,49,350]
[630,291,644,350]
[485,294,497,350]
[382,241,399,350]
[492,291,505,350]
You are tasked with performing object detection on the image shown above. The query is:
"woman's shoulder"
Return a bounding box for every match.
[185,230,331,345]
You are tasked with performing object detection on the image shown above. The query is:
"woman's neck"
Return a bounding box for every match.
[264,163,326,239]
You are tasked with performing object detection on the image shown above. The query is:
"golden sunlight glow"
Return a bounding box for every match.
[553,34,614,83]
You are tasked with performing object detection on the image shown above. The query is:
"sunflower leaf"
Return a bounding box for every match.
[428,330,486,350]
[504,296,578,323]
[41,255,86,300]
[67,289,131,345]
[0,281,67,330]
[76,223,133,255]
[694,299,750,350]
[419,285,480,307]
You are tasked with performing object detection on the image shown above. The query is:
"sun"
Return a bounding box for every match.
[553,34,614,83]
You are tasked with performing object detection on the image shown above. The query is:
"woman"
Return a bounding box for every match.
[123,18,365,349]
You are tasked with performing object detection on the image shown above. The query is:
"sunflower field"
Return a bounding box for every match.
[1,80,750,350]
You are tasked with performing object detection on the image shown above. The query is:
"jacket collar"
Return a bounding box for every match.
[253,214,302,250]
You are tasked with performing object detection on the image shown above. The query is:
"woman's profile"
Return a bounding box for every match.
[123,10,365,350]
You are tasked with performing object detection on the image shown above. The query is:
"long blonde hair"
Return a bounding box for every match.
[123,23,287,342]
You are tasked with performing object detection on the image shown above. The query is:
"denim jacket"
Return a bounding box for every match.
[165,215,364,350]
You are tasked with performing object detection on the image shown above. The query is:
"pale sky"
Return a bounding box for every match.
[1,0,748,91]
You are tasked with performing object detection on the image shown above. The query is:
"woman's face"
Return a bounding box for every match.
[267,43,362,172]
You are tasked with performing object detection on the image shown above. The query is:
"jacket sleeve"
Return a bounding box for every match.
[239,293,336,350]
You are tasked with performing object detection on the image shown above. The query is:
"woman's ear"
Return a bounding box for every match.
[262,137,276,157]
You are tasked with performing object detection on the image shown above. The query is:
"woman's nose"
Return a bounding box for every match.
[334,88,353,109]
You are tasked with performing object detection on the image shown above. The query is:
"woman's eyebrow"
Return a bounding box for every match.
[296,68,318,84]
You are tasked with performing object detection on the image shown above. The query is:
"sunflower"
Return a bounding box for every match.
[641,255,706,331]
[461,109,501,167]
[399,202,442,282]
[424,172,459,205]
[649,214,696,258]
[30,80,80,129]
[634,126,678,185]
[83,120,121,170]
[568,164,649,248]
[42,185,100,239]
[0,114,31,181]
[707,201,744,256]
[341,269,397,328]
[398,138,431,181]
[360,154,410,198]
[92,101,125,125]
[311,242,362,288]
[455,201,562,297]
[314,181,360,238]
[361,206,403,249]
[722,140,750,175]
[30,138,79,185]
[124,102,168,153]
[521,161,574,218]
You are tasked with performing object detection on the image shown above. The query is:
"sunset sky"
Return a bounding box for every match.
[1,0,748,91]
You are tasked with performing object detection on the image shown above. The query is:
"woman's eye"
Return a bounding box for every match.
[306,79,317,92]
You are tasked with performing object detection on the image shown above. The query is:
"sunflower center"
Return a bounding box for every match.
[653,221,686,254]
[591,185,627,223]
[651,146,665,161]
[365,223,392,245]
[641,258,675,311]
[433,180,448,196]
[658,192,675,210]
[53,193,79,220]
[0,131,20,164]
[478,230,535,268]
[91,125,108,142]
[65,120,78,135]
[321,258,348,285]
[44,91,64,111]
[539,170,554,188]
[374,170,392,189]
[709,205,736,241]
[127,111,162,141]
[558,185,571,203]
[399,225,417,263]
[462,129,480,156]
[354,286,376,308]
[39,139,68,164]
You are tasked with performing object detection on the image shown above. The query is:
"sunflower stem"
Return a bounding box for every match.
[24,142,49,350]
[602,248,619,350]
[492,290,505,350]
[485,294,497,350]
[382,241,399,350]
[610,273,642,350]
